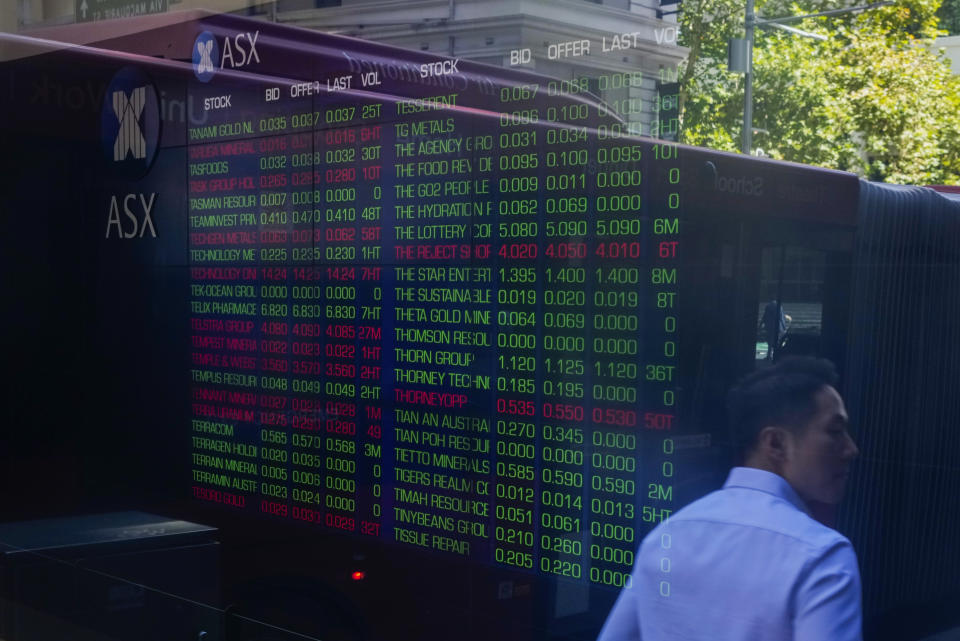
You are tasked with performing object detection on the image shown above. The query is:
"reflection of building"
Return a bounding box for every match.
[8,0,687,137]
[277,0,687,136]
[10,0,251,31]
[934,34,960,72]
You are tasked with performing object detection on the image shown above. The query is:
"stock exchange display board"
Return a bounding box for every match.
[185,74,680,589]
[2,16,684,592]
[15,15,960,641]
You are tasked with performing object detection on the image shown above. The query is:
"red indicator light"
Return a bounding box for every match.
[351,571,365,581]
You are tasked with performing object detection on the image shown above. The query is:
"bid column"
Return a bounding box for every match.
[492,110,540,573]
[253,108,296,520]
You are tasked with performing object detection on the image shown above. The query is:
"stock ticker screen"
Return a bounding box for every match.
[186,76,680,590]
[10,19,686,591]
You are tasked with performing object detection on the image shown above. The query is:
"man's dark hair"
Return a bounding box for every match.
[726,357,839,464]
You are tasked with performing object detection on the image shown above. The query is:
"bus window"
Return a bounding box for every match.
[756,245,827,361]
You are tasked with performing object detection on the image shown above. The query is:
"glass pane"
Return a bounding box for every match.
[756,246,826,361]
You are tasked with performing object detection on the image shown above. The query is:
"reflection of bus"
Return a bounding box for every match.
[3,12,960,641]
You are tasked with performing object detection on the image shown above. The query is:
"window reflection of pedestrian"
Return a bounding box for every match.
[597,357,861,641]
[760,300,790,360]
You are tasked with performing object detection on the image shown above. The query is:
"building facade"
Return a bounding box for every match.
[9,0,687,137]
[277,0,686,136]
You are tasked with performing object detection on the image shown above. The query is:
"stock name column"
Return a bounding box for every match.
[390,94,494,558]
[188,84,291,514]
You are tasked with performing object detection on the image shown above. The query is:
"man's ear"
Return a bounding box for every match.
[756,426,789,463]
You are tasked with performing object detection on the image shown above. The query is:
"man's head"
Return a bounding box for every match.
[726,357,859,505]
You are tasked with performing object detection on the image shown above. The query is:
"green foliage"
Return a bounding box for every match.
[678,0,960,184]
[938,0,960,34]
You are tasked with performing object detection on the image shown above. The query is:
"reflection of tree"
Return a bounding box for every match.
[679,0,960,184]
[937,0,960,34]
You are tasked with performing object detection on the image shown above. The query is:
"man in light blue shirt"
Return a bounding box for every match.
[598,357,861,640]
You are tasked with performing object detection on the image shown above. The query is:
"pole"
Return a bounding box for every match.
[736,0,889,154]
[742,0,754,154]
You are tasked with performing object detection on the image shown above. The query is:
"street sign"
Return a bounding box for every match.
[728,38,750,73]
[76,0,168,23]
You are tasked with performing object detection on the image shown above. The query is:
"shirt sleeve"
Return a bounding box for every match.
[794,539,862,641]
[596,580,642,641]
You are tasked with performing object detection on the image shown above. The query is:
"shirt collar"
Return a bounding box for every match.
[723,467,810,515]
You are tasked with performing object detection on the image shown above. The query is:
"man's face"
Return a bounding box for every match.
[782,385,859,505]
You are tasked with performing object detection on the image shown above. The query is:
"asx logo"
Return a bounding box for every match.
[193,30,261,83]
[111,86,146,161]
[105,193,157,239]
[99,66,160,180]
